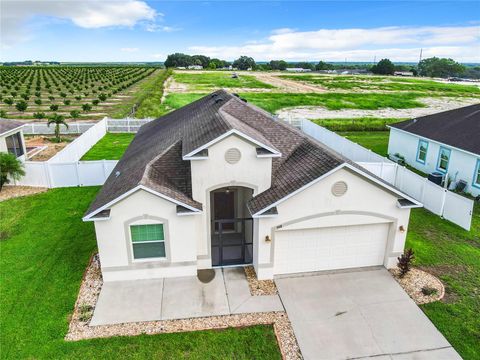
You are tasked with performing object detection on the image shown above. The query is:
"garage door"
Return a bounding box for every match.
[274,223,389,275]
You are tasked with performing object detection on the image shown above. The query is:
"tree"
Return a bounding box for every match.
[371,58,395,75]
[33,112,46,119]
[70,110,80,119]
[47,114,69,142]
[418,57,465,78]
[50,104,59,111]
[34,99,42,105]
[233,56,256,70]
[0,152,25,191]
[191,55,210,68]
[82,103,92,112]
[315,61,335,71]
[164,53,193,68]
[269,60,288,71]
[98,93,107,101]
[15,100,28,112]
[92,99,99,106]
[4,98,14,106]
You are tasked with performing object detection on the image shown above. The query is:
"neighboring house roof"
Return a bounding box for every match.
[389,104,480,155]
[84,90,419,220]
[0,119,24,136]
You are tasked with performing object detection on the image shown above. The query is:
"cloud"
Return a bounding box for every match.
[145,24,181,33]
[120,47,139,52]
[1,0,157,47]
[151,53,165,59]
[188,25,480,62]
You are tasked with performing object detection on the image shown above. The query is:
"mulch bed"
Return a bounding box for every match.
[390,267,445,305]
[66,254,302,360]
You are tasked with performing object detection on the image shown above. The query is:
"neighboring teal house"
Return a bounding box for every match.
[387,104,480,197]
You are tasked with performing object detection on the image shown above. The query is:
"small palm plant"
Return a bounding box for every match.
[0,152,25,191]
[47,113,69,143]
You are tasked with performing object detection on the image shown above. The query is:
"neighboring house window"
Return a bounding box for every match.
[130,224,165,260]
[436,147,451,172]
[473,159,480,189]
[6,132,24,157]
[416,139,428,164]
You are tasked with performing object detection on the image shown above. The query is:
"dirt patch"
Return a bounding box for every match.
[417,265,469,303]
[253,73,325,93]
[0,185,48,202]
[245,266,278,296]
[66,254,302,359]
[25,135,78,161]
[390,268,445,305]
[277,96,480,120]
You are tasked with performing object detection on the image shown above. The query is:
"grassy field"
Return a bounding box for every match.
[0,188,282,360]
[312,117,405,131]
[173,72,274,90]
[406,204,480,360]
[280,74,480,96]
[81,133,135,160]
[158,92,426,115]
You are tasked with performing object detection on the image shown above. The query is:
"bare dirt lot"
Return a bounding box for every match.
[25,135,79,161]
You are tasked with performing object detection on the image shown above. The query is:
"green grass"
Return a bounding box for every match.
[173,72,274,90]
[336,131,390,155]
[312,117,405,131]
[158,92,426,115]
[280,74,480,96]
[81,133,135,160]
[406,205,480,359]
[110,69,171,118]
[0,188,282,359]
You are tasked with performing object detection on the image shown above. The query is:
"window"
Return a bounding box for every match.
[130,224,165,260]
[474,159,480,189]
[436,147,451,172]
[416,139,428,164]
[6,132,24,157]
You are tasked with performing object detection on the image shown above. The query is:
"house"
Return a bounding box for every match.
[387,104,480,196]
[285,68,312,72]
[187,65,203,70]
[394,71,414,77]
[83,91,420,281]
[0,119,26,161]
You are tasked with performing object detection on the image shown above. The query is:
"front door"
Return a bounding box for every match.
[213,191,235,231]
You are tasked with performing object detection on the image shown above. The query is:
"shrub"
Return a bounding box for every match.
[82,103,92,112]
[98,93,107,101]
[33,112,46,119]
[421,286,438,296]
[0,152,25,191]
[70,110,80,119]
[0,110,7,118]
[34,99,42,105]
[91,99,99,106]
[50,104,59,111]
[15,100,28,112]
[4,98,14,106]
[78,304,93,322]
[63,99,71,105]
[397,248,415,277]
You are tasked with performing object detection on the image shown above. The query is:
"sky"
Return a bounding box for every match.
[1,0,479,63]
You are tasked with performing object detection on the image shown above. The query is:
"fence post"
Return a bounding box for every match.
[75,162,81,186]
[421,178,427,203]
[44,162,53,188]
[128,118,131,133]
[440,189,447,217]
[102,159,108,180]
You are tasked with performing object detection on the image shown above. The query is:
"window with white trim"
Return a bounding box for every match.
[416,139,428,164]
[474,159,480,188]
[130,224,165,259]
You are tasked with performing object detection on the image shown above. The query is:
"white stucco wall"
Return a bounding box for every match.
[388,128,480,196]
[0,128,27,162]
[190,134,272,266]
[94,189,201,281]
[255,168,411,279]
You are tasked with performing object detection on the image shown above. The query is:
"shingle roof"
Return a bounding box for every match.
[0,119,24,136]
[85,90,407,218]
[389,104,480,155]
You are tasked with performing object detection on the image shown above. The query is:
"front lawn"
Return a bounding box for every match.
[406,205,480,359]
[81,133,135,160]
[0,188,282,359]
[173,72,274,90]
[313,117,405,131]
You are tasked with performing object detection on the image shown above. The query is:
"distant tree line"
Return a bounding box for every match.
[163,52,474,78]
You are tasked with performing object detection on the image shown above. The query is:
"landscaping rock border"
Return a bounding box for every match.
[244,265,278,296]
[390,267,445,305]
[66,254,301,360]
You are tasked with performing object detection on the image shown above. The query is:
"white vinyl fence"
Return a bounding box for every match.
[22,118,153,135]
[297,119,474,230]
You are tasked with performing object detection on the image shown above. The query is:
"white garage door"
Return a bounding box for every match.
[274,223,390,275]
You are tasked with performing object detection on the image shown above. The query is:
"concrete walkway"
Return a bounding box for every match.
[90,267,283,326]
[275,268,461,360]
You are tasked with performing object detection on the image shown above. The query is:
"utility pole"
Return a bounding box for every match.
[373,55,376,65]
[419,48,423,63]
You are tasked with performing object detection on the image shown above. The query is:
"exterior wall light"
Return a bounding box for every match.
[399,225,405,233]
[265,235,271,243]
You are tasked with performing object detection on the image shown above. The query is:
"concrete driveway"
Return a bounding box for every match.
[275,268,461,360]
